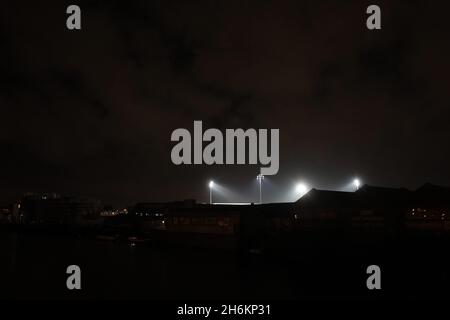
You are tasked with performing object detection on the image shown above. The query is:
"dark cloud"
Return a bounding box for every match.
[1,0,450,205]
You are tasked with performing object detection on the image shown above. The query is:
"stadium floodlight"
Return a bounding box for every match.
[353,178,360,190]
[257,174,264,204]
[296,183,308,195]
[209,180,214,204]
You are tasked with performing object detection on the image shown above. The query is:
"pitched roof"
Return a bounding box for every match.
[294,188,356,208]
[355,184,411,208]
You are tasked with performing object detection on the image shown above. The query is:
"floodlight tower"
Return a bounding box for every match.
[257,174,264,204]
[209,180,214,204]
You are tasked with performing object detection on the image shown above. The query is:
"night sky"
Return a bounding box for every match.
[1,1,450,206]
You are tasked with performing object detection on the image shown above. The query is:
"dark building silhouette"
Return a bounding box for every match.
[405,183,450,233]
[18,193,102,226]
[5,183,450,250]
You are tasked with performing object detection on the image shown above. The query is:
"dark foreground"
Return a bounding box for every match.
[0,230,449,300]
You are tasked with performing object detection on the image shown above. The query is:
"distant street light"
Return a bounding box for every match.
[257,174,264,204]
[353,178,361,190]
[209,180,214,204]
